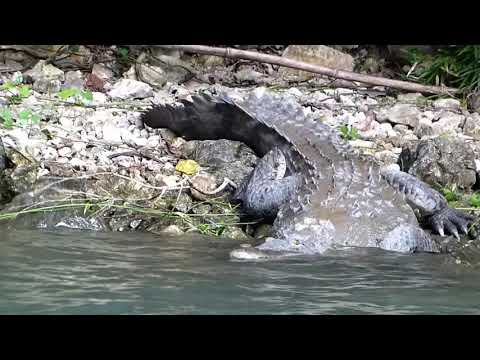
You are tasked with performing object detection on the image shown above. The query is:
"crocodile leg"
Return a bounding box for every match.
[381,168,475,239]
[233,147,301,219]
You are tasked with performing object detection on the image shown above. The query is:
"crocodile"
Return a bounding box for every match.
[141,87,475,260]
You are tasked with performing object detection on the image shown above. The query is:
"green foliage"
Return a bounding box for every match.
[405,46,480,94]
[338,124,359,141]
[469,193,480,208]
[57,88,93,104]
[196,222,226,237]
[1,80,32,105]
[0,109,14,129]
[0,107,41,129]
[442,186,461,203]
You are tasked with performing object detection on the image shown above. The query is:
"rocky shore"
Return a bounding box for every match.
[1,45,480,266]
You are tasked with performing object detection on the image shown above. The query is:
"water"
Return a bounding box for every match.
[0,228,479,314]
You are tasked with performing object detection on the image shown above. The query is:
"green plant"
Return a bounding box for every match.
[441,185,461,203]
[1,81,32,105]
[469,193,480,208]
[0,109,14,129]
[57,87,93,104]
[405,46,480,94]
[0,108,41,129]
[338,124,359,140]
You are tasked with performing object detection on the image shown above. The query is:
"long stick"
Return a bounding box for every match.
[149,45,459,96]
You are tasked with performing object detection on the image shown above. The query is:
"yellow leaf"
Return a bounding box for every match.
[175,159,199,175]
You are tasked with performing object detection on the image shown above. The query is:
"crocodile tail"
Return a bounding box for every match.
[140,93,289,157]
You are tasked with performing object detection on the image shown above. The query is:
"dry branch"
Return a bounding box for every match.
[150,45,459,96]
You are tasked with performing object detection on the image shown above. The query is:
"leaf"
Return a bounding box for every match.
[30,114,41,124]
[81,90,93,101]
[0,109,12,122]
[469,193,480,208]
[58,88,79,100]
[18,110,30,120]
[0,109,13,129]
[175,159,199,176]
[1,81,16,90]
[18,85,31,98]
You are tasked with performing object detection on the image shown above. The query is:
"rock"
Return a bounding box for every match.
[41,147,58,161]
[221,227,251,241]
[189,173,219,201]
[431,112,464,136]
[69,157,86,170]
[191,203,212,215]
[392,124,410,134]
[397,93,425,103]
[462,112,480,138]
[172,192,193,213]
[467,91,480,113]
[399,137,477,190]
[433,98,461,110]
[108,79,153,99]
[92,64,115,82]
[349,139,376,149]
[92,91,107,105]
[414,117,434,138]
[102,119,123,144]
[279,45,354,81]
[186,139,258,187]
[136,63,168,88]
[254,224,273,239]
[146,135,161,148]
[57,147,72,158]
[63,70,84,89]
[159,225,184,235]
[384,104,421,128]
[157,173,178,187]
[132,137,148,147]
[374,150,399,165]
[24,60,64,93]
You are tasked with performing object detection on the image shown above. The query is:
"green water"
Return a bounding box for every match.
[0,228,479,314]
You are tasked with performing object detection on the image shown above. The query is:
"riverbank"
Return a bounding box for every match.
[1,45,480,265]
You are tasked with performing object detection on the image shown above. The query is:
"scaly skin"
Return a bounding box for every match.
[141,88,474,260]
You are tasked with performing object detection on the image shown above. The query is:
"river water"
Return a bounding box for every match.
[0,228,479,314]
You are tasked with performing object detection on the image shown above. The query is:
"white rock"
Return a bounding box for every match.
[108,79,153,99]
[70,158,86,169]
[475,159,480,172]
[397,93,424,103]
[433,98,461,110]
[132,137,148,147]
[92,64,115,82]
[92,92,107,104]
[374,150,399,165]
[349,139,376,149]
[58,147,72,157]
[385,104,421,127]
[161,175,180,187]
[287,87,303,97]
[59,117,74,129]
[101,119,122,143]
[57,157,69,164]
[339,95,356,107]
[431,112,464,135]
[146,135,161,148]
[72,141,87,153]
[42,147,58,161]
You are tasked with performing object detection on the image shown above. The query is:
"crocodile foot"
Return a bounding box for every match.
[427,207,475,239]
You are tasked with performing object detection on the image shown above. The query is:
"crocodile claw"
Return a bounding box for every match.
[428,208,475,239]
